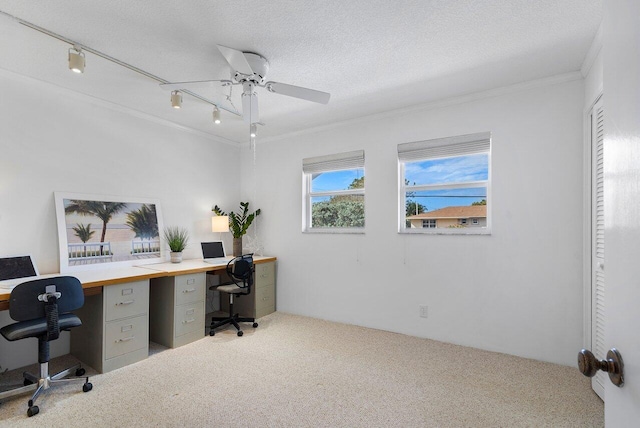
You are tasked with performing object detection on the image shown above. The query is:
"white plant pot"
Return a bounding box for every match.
[170,251,183,263]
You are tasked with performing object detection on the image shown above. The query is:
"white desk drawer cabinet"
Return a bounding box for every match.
[150,273,206,348]
[224,261,276,320]
[71,280,150,373]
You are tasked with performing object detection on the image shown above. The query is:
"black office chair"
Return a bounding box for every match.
[209,254,259,337]
[0,276,92,417]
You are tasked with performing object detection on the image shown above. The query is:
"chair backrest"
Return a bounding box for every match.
[8,276,84,322]
[226,254,254,289]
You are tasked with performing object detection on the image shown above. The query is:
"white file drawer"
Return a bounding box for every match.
[255,262,275,287]
[174,302,205,338]
[175,273,206,306]
[105,315,148,360]
[255,285,275,313]
[104,280,149,322]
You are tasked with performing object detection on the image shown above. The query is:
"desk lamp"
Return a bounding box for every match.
[212,215,229,239]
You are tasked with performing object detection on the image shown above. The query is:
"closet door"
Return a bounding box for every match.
[590,97,605,400]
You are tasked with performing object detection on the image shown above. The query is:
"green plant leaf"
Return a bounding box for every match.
[163,226,189,252]
[211,201,261,238]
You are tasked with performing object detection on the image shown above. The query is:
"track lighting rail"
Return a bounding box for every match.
[0,10,240,116]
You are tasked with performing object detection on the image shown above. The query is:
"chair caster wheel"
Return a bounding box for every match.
[27,405,39,417]
[23,379,33,386]
[209,330,215,336]
[237,330,243,337]
[252,322,258,328]
[76,368,86,376]
[83,382,93,392]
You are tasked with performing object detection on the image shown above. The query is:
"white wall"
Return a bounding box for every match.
[584,49,603,109]
[0,70,240,370]
[243,77,585,366]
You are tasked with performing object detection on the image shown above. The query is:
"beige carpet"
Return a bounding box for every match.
[0,312,603,427]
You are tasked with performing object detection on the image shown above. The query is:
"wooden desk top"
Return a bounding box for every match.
[0,256,276,307]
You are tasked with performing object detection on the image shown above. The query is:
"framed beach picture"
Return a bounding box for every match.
[54,192,165,273]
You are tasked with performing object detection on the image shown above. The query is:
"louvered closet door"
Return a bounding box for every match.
[591,98,605,400]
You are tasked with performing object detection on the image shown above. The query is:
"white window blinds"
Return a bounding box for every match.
[397,132,490,161]
[303,150,365,173]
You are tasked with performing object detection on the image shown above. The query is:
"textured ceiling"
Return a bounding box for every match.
[0,1,602,144]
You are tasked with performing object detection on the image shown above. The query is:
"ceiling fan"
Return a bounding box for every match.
[160,45,331,124]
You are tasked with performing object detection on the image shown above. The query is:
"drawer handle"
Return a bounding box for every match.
[116,300,135,306]
[116,336,134,343]
[182,288,196,293]
[182,318,195,324]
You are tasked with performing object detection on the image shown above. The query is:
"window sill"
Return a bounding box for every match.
[303,228,365,234]
[399,228,491,236]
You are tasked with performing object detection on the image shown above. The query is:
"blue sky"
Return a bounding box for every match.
[405,154,488,211]
[311,154,488,211]
[405,154,488,185]
[311,168,364,192]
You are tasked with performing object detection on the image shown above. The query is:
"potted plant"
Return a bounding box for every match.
[213,202,261,256]
[163,226,189,263]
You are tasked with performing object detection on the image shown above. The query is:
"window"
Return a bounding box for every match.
[398,132,491,234]
[303,150,365,233]
[422,219,436,228]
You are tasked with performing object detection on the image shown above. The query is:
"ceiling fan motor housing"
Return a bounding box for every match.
[233,52,269,85]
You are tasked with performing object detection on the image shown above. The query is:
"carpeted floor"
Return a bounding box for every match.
[0,312,603,427]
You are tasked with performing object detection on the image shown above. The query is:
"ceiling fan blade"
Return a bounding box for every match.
[264,81,330,104]
[159,80,232,91]
[217,45,254,75]
[242,92,259,124]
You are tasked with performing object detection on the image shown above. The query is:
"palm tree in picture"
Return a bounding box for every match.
[126,204,159,253]
[72,223,95,257]
[65,200,127,255]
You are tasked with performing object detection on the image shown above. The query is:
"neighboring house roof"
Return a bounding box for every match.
[407,205,486,220]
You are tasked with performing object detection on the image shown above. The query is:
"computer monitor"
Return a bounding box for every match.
[0,255,39,281]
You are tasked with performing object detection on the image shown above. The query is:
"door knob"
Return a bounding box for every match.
[578,348,624,387]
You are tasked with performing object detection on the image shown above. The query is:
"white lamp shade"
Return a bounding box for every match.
[211,215,229,233]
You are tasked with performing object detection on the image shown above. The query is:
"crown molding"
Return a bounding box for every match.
[0,67,241,147]
[255,71,584,145]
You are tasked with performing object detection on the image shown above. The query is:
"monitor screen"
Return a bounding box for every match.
[201,241,226,259]
[0,255,38,281]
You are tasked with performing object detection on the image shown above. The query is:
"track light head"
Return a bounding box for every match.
[250,123,257,138]
[171,90,182,109]
[68,46,85,73]
[213,106,221,124]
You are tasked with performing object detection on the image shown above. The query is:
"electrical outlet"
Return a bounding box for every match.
[419,305,428,318]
